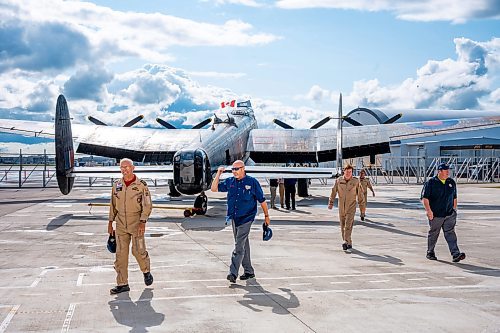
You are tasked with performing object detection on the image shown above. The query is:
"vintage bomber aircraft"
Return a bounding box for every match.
[1,94,500,216]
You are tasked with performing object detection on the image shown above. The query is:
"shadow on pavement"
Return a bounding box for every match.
[231,280,300,315]
[46,213,73,230]
[351,248,404,266]
[109,288,165,333]
[439,260,500,277]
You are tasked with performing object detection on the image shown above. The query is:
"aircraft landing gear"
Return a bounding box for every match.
[183,192,208,217]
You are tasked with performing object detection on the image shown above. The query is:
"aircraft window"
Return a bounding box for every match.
[182,152,194,160]
[231,110,249,116]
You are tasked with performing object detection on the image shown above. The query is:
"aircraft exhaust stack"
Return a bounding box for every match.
[55,95,75,195]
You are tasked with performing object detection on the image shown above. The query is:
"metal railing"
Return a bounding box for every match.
[350,156,500,184]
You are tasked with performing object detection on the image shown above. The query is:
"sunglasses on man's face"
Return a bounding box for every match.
[231,167,243,171]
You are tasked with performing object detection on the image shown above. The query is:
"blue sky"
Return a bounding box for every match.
[0,0,499,152]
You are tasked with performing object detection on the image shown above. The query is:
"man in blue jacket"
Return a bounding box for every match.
[421,163,466,263]
[211,160,271,283]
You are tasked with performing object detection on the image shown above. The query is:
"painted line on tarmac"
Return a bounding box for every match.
[61,303,76,333]
[444,276,466,279]
[76,273,85,286]
[102,284,500,304]
[30,269,48,288]
[77,269,499,287]
[0,304,20,333]
[368,280,390,283]
[290,283,312,286]
[407,278,428,281]
[80,271,428,286]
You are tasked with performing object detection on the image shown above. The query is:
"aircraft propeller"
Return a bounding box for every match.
[156,117,212,129]
[87,115,144,127]
[273,116,334,129]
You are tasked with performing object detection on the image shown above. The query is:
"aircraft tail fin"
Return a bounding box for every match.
[55,95,75,195]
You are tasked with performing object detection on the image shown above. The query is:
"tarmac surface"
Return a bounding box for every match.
[0,182,499,332]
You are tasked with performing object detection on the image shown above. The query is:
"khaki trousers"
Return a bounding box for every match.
[279,184,285,207]
[114,219,150,286]
[359,193,368,213]
[339,211,355,245]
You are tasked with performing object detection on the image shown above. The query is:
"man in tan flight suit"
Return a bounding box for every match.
[108,158,153,294]
[358,169,375,221]
[328,165,365,252]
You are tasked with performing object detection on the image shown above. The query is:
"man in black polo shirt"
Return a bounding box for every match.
[421,163,466,263]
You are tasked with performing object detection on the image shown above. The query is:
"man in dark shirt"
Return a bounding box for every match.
[284,178,297,210]
[211,160,271,283]
[421,163,465,263]
[269,178,278,209]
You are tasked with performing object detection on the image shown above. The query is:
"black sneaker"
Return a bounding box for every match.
[346,244,352,253]
[452,253,466,263]
[239,273,255,280]
[227,274,236,283]
[426,252,437,260]
[144,272,153,286]
[110,284,130,295]
[360,215,365,221]
[342,243,348,251]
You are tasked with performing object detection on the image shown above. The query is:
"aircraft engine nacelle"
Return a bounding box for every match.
[173,148,212,195]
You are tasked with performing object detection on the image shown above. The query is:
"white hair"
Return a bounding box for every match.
[119,158,134,166]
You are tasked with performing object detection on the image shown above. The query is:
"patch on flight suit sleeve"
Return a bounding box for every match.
[144,189,151,204]
[140,180,148,186]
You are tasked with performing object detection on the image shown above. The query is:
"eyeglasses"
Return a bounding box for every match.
[231,167,243,171]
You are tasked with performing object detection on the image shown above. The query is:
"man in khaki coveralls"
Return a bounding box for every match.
[328,165,365,252]
[108,158,153,294]
[358,169,375,221]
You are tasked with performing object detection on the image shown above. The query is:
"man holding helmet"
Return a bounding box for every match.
[211,160,271,283]
[108,158,153,294]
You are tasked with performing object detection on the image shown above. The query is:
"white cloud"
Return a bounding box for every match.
[206,0,266,7]
[251,98,334,129]
[345,37,499,110]
[0,142,54,154]
[0,0,280,72]
[187,71,247,79]
[275,0,500,23]
[306,85,332,103]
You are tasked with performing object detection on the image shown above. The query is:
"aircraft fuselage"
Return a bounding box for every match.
[172,108,257,195]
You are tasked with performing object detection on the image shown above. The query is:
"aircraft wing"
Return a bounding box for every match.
[72,165,334,181]
[0,118,208,162]
[69,165,173,180]
[247,116,500,163]
[0,119,57,139]
[217,166,337,179]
